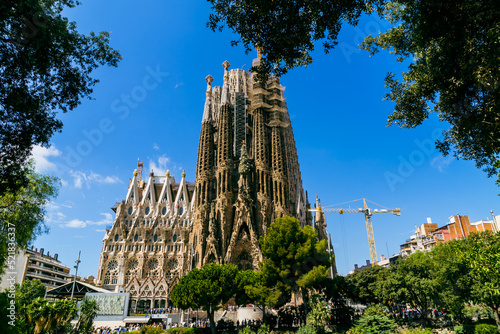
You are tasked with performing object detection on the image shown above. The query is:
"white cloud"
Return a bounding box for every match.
[149,155,172,176]
[60,179,69,187]
[153,143,160,150]
[69,170,122,188]
[63,212,113,228]
[45,201,75,225]
[31,145,61,173]
[430,155,454,172]
[66,219,87,228]
[46,201,60,211]
[175,82,184,89]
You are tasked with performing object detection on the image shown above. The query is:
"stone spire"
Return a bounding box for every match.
[221,60,231,105]
[202,75,214,123]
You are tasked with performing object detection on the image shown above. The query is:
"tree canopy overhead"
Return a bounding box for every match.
[208,0,500,184]
[207,0,384,78]
[0,0,121,196]
[0,160,58,276]
[362,0,500,180]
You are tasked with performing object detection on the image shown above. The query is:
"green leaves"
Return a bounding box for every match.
[0,160,58,276]
[207,0,384,79]
[170,263,243,334]
[345,265,390,306]
[170,262,241,311]
[259,216,333,308]
[363,0,500,179]
[0,0,122,196]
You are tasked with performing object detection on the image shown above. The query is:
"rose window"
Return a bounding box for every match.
[148,259,159,271]
[167,259,178,271]
[127,259,138,271]
[107,260,118,271]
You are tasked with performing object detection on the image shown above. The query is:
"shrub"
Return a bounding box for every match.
[475,324,500,334]
[258,324,270,334]
[296,324,318,334]
[397,328,433,334]
[346,326,369,334]
[355,313,397,334]
[454,325,474,334]
[166,327,197,334]
[140,326,167,334]
[239,326,256,334]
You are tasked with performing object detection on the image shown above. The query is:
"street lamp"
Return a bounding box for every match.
[70,251,81,300]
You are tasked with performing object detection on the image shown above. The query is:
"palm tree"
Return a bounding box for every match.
[75,299,99,333]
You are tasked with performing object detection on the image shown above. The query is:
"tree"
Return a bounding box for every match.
[387,251,440,325]
[75,298,99,334]
[241,269,281,324]
[362,0,500,181]
[0,161,58,276]
[352,304,397,334]
[25,297,77,334]
[320,275,355,333]
[307,296,332,333]
[346,265,390,306]
[259,216,332,316]
[0,0,121,196]
[170,263,242,334]
[207,0,384,79]
[428,240,473,318]
[457,232,500,329]
[208,1,500,185]
[14,279,47,309]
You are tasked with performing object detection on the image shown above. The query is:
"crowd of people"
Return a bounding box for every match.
[92,322,165,333]
[92,304,306,333]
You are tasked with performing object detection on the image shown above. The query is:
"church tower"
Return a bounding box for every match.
[190,57,319,270]
[95,56,332,312]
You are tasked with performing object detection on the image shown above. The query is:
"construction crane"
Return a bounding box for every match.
[309,198,401,265]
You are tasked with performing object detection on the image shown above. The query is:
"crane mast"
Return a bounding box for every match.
[309,198,401,265]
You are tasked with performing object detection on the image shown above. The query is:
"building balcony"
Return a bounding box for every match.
[28,254,69,269]
[28,263,71,277]
[422,238,436,246]
[25,271,68,284]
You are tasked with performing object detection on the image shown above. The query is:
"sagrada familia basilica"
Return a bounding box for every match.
[95,55,333,313]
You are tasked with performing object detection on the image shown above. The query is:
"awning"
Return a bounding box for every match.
[123,317,150,323]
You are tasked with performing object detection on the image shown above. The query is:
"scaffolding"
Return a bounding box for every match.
[233,92,247,157]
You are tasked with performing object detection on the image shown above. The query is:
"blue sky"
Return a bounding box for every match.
[30,0,499,277]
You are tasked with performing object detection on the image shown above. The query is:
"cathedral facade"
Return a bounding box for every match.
[190,58,315,271]
[95,57,330,312]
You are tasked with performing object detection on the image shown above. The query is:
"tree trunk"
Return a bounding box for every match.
[302,289,308,323]
[493,306,500,330]
[208,309,217,334]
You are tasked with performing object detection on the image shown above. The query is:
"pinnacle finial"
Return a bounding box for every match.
[203,75,214,123]
[149,169,154,177]
[222,60,230,74]
[221,61,231,105]
[133,169,138,177]
[256,46,263,60]
[205,75,214,93]
[181,170,186,178]
[166,170,170,177]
